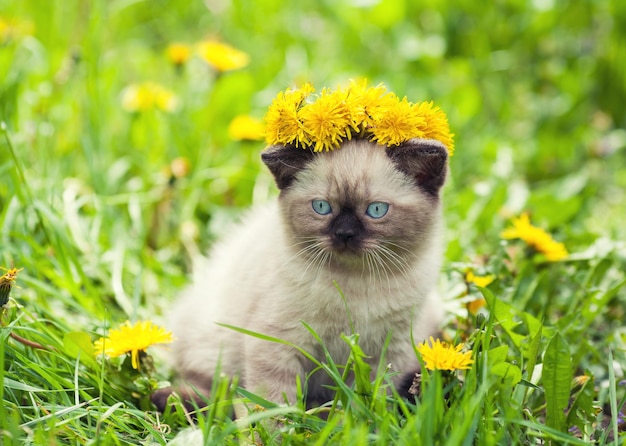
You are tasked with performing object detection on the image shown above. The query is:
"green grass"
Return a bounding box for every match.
[1,0,626,444]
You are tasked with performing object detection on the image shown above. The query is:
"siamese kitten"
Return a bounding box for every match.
[155,138,448,409]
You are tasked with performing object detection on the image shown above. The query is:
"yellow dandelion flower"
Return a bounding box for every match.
[463,270,492,314]
[263,81,454,152]
[299,88,354,152]
[196,40,249,72]
[465,270,495,288]
[264,97,302,146]
[152,84,178,112]
[369,95,427,147]
[121,82,178,113]
[228,115,265,141]
[1,266,23,306]
[121,83,154,112]
[0,17,34,43]
[170,157,191,179]
[416,336,473,371]
[166,43,191,65]
[467,298,487,315]
[0,266,22,286]
[501,213,568,262]
[264,84,314,147]
[94,320,173,370]
[413,101,455,156]
[0,19,9,41]
[345,79,390,130]
[573,375,590,387]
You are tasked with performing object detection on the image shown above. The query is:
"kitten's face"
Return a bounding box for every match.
[262,139,448,272]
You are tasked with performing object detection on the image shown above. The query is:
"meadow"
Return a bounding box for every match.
[1,0,625,444]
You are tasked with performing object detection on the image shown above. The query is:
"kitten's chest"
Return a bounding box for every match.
[304,273,415,319]
[294,279,414,359]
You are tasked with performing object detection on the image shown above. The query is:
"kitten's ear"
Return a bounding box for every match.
[386,139,448,196]
[261,145,316,190]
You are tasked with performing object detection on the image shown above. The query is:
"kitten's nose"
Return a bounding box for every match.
[330,209,362,247]
[335,228,355,242]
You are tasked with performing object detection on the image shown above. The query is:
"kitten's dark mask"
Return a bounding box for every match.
[261,138,448,197]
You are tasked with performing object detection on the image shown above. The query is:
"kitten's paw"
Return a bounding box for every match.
[151,387,175,413]
[396,369,422,400]
[151,385,211,414]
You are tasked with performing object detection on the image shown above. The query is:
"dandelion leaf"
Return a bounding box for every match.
[481,287,546,356]
[543,332,572,433]
[486,345,522,386]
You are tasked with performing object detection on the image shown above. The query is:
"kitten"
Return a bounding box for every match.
[154,137,448,410]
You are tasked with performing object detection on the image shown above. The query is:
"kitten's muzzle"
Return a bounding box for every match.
[329,209,364,252]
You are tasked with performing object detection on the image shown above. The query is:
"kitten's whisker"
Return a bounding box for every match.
[321,250,332,277]
[280,238,331,282]
[288,236,322,249]
[366,252,379,288]
[382,240,418,261]
[362,250,381,290]
[384,251,413,283]
[300,242,328,278]
[382,240,411,252]
[377,247,408,275]
[311,246,328,276]
[361,252,370,283]
[375,245,414,286]
[283,240,326,266]
[364,252,374,287]
[371,249,394,292]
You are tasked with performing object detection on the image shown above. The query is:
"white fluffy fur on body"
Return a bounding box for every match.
[168,139,447,405]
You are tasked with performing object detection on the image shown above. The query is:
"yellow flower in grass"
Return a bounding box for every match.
[121,82,178,113]
[463,270,495,314]
[501,213,568,261]
[0,17,34,43]
[573,375,590,387]
[369,95,426,147]
[170,157,191,179]
[94,321,173,370]
[1,266,23,306]
[467,298,487,315]
[299,88,355,152]
[416,337,473,371]
[166,43,191,66]
[196,40,249,72]
[228,115,265,141]
[465,270,495,288]
[572,375,591,387]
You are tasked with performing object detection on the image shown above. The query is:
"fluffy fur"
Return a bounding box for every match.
[159,138,448,408]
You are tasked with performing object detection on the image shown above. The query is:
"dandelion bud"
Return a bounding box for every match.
[0,267,23,306]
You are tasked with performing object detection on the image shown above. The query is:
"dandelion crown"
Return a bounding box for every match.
[264,80,454,155]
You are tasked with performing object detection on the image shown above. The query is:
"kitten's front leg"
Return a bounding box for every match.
[243,339,305,405]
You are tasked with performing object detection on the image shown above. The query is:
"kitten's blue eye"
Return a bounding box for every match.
[366,202,389,219]
[312,199,332,215]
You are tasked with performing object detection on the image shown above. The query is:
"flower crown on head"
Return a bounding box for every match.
[264,80,455,155]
